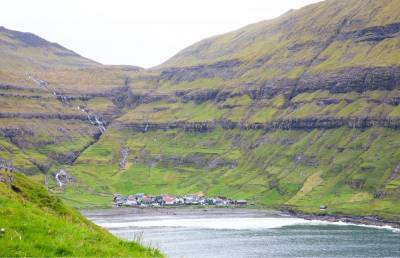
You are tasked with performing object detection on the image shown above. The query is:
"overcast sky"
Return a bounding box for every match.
[0,0,322,68]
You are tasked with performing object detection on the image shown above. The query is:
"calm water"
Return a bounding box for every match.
[85,209,400,258]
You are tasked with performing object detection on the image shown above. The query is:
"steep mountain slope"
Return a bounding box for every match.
[0,26,99,71]
[0,170,161,257]
[0,27,143,193]
[163,0,400,69]
[59,0,400,220]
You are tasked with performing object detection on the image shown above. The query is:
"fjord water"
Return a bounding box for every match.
[85,209,400,258]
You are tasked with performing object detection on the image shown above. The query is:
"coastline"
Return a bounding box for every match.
[283,209,400,230]
[82,207,283,221]
[81,206,400,231]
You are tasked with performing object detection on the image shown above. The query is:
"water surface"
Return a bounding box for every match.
[84,208,400,257]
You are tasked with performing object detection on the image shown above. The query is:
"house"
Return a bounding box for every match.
[124,199,138,206]
[175,197,185,205]
[112,192,249,208]
[141,195,153,205]
[206,198,216,205]
[134,193,146,200]
[127,195,137,201]
[236,200,247,205]
[113,195,127,207]
[131,193,146,203]
[154,195,164,205]
[215,198,227,206]
[162,195,176,206]
[184,194,200,205]
[199,198,207,205]
[226,199,235,205]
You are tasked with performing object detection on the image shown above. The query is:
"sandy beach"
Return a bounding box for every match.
[81,207,285,221]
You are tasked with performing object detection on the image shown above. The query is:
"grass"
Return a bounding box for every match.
[60,126,400,221]
[117,88,400,125]
[0,170,162,257]
[157,0,400,96]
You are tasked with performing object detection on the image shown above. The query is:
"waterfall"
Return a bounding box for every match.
[55,169,66,187]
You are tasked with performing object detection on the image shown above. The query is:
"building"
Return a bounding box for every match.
[184,194,200,205]
[175,197,185,205]
[162,195,176,206]
[124,199,138,206]
[236,200,247,205]
[112,192,249,208]
[141,195,153,205]
[113,195,127,207]
[215,198,227,206]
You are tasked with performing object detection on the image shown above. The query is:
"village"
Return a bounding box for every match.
[113,192,248,207]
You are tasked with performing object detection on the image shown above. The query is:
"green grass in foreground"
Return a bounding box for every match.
[0,171,162,257]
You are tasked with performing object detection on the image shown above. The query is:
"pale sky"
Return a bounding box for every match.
[0,0,322,68]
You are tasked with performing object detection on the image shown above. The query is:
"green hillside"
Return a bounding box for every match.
[0,170,161,257]
[1,0,400,225]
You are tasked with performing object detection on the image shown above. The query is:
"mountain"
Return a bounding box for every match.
[1,0,400,224]
[60,0,400,219]
[162,0,400,69]
[0,26,99,70]
[0,26,162,257]
[0,26,131,92]
[0,27,140,186]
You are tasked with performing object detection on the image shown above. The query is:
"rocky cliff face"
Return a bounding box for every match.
[115,0,400,135]
[0,69,130,182]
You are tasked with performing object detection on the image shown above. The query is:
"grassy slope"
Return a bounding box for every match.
[116,90,400,124]
[0,170,162,257]
[63,126,400,220]
[0,25,135,183]
[161,0,400,70]
[152,0,400,103]
[0,69,124,181]
[0,26,140,94]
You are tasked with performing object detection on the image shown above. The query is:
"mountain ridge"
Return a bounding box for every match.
[0,25,100,71]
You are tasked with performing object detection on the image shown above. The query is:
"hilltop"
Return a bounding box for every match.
[0,26,99,71]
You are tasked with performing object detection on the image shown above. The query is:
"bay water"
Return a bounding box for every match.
[84,209,400,257]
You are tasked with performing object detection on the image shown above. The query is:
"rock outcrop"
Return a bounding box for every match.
[160,59,241,83]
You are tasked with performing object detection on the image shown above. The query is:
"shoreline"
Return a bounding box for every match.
[82,207,283,221]
[81,206,400,230]
[283,209,400,230]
